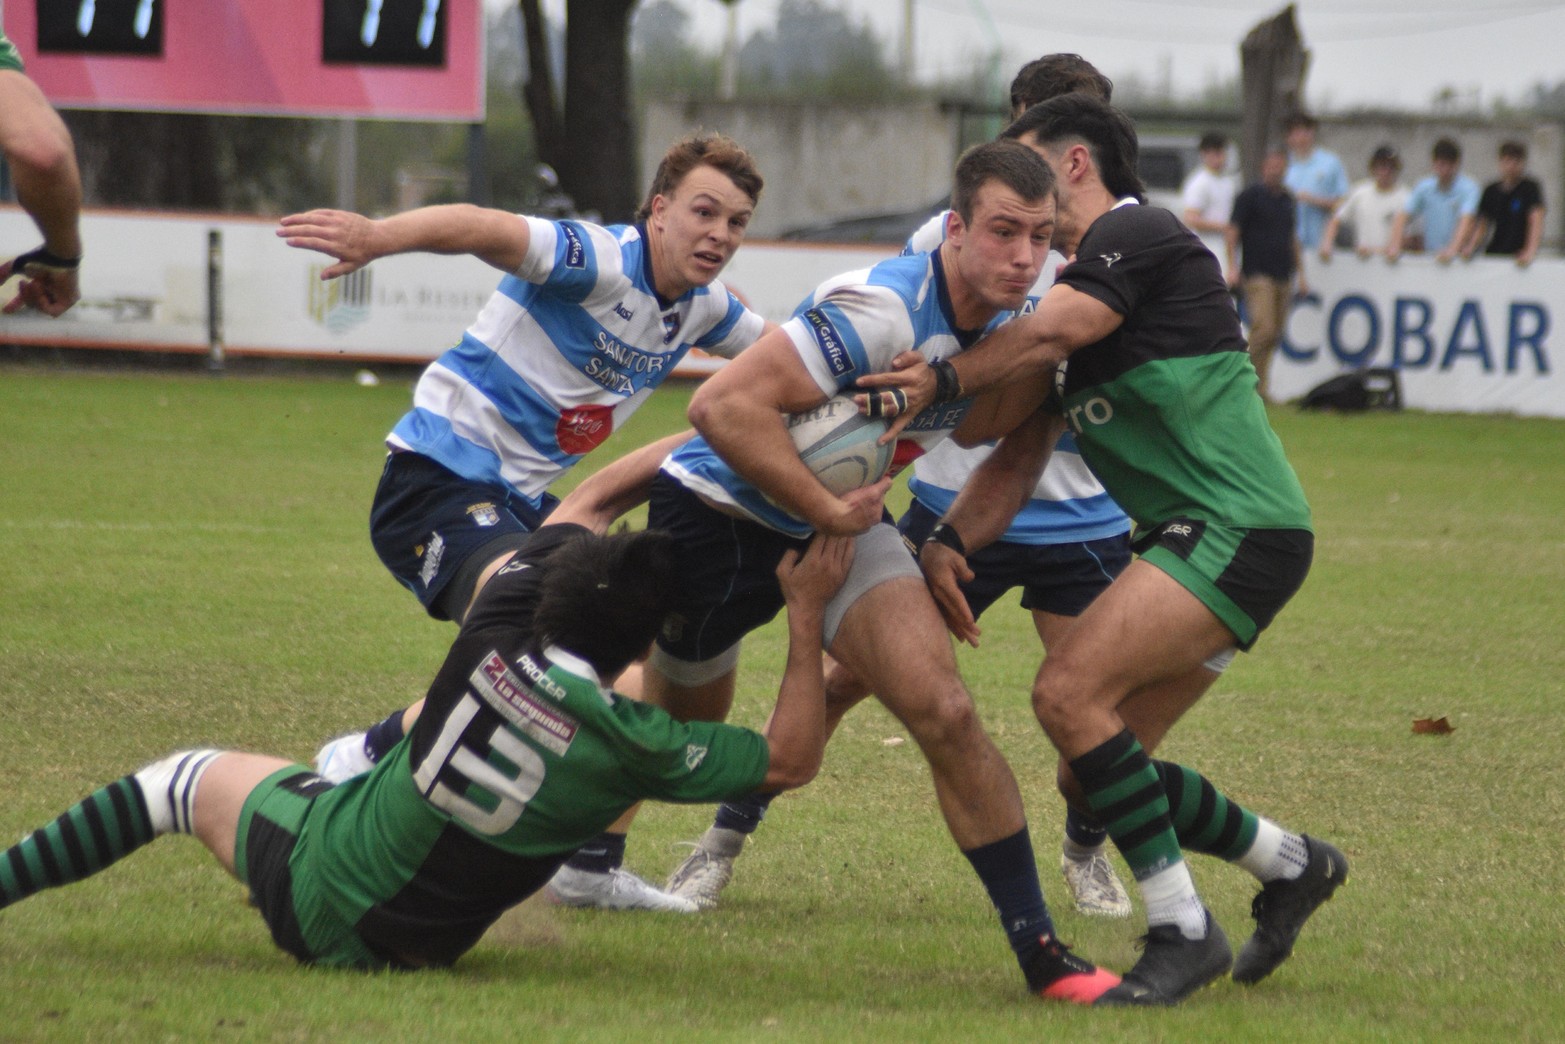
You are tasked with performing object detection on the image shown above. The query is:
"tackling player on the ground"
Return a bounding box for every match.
[860,93,1349,1007]
[0,465,854,969]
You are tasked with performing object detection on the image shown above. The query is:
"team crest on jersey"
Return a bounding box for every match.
[661,311,683,343]
[466,502,500,527]
[556,403,615,455]
[684,744,709,771]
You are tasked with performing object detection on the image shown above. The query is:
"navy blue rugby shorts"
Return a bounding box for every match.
[369,451,559,621]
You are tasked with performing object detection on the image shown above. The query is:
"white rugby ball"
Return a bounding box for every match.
[786,392,893,496]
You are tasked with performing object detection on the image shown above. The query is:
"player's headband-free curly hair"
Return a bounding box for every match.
[1002,93,1147,204]
[636,132,765,223]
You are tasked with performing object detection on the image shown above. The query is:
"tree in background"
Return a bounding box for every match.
[734,0,899,98]
[64,111,331,213]
[520,0,639,223]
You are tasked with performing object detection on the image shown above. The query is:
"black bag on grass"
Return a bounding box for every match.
[1299,367,1402,412]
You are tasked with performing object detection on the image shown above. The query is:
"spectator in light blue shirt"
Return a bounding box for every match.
[1388,137,1480,264]
[1283,113,1349,249]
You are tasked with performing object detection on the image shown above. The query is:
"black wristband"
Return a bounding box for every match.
[931,358,963,404]
[12,246,82,271]
[924,521,966,557]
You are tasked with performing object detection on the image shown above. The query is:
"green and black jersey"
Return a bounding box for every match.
[1054,203,1312,534]
[292,525,770,967]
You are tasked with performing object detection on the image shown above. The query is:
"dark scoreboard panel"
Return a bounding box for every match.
[36,0,164,56]
[322,0,447,67]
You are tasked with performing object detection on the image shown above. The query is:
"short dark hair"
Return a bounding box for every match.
[1198,132,1228,153]
[1285,113,1318,132]
[1009,53,1113,112]
[1002,93,1146,203]
[531,528,679,679]
[636,132,764,223]
[1499,140,1527,161]
[1432,138,1461,163]
[950,139,1056,225]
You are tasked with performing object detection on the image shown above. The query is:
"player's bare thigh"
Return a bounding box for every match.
[1033,558,1234,752]
[192,752,298,876]
[828,574,972,739]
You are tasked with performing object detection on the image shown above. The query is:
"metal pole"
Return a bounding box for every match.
[336,118,357,211]
[207,228,225,372]
[467,122,489,206]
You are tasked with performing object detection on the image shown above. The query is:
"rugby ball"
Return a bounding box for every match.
[786,392,893,496]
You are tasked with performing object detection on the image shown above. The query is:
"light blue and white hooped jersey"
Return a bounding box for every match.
[664,250,995,538]
[895,213,1130,545]
[388,216,765,505]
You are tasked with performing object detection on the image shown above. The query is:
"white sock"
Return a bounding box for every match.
[1235,819,1310,882]
[700,826,746,859]
[1140,860,1208,940]
[133,749,223,835]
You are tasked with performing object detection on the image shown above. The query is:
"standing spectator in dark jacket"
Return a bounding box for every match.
[1226,148,1307,403]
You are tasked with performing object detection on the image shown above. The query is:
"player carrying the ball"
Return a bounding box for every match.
[633,139,1120,1003]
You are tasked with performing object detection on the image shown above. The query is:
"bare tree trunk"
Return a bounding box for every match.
[518,0,639,223]
[1239,4,1308,184]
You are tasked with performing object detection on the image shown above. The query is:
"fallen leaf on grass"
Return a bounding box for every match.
[1412,716,1455,735]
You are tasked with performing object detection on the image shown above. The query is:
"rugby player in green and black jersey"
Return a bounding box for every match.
[0,444,852,970]
[860,92,1348,1007]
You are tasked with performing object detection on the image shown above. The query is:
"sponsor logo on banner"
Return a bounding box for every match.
[308,265,372,333]
[556,403,615,454]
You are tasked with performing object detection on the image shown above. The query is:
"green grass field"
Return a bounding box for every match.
[1,365,1562,1041]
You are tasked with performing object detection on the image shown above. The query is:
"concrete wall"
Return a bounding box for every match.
[640,98,1565,249]
[640,99,960,239]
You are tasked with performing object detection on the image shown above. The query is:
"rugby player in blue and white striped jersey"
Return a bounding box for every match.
[279,133,773,911]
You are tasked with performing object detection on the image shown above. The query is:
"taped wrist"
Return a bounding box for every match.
[931,359,964,404]
[924,521,966,557]
[12,246,82,271]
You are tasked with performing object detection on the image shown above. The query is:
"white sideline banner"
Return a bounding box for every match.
[1274,254,1561,417]
[3,209,1560,417]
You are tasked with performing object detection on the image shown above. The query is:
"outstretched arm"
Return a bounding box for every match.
[0,71,83,316]
[277,204,530,279]
[758,534,856,791]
